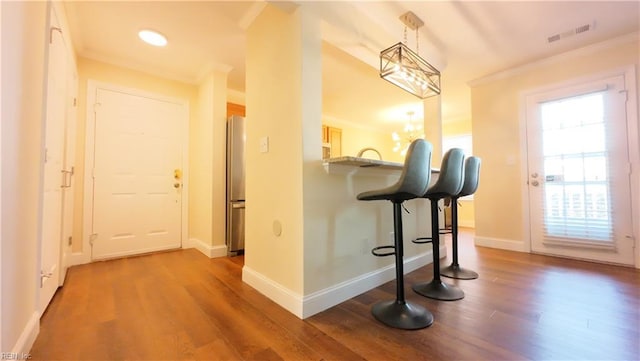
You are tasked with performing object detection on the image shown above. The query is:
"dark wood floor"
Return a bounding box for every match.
[31,230,640,360]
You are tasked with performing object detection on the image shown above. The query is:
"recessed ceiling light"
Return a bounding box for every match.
[138,29,167,47]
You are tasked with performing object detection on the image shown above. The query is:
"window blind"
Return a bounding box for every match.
[538,91,615,245]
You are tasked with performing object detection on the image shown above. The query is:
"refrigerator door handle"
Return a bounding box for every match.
[231,202,245,209]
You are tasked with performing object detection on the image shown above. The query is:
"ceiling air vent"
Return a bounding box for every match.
[547,22,595,43]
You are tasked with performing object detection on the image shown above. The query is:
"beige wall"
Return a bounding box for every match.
[190,71,227,248]
[470,35,639,250]
[245,4,434,318]
[424,96,443,167]
[73,57,198,253]
[443,119,472,135]
[245,4,306,294]
[443,119,475,228]
[322,118,404,163]
[191,77,214,245]
[1,0,48,351]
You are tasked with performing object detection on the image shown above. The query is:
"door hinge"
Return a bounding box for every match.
[90,233,98,246]
[61,166,74,188]
[40,270,53,287]
[49,27,62,44]
[73,97,77,107]
[68,236,73,246]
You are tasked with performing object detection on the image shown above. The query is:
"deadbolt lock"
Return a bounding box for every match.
[174,169,182,180]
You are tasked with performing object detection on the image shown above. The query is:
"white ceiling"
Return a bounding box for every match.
[64,1,639,131]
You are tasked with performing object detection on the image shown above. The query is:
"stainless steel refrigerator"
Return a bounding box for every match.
[226,115,246,256]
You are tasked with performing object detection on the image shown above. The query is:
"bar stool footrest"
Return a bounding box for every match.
[412,237,433,244]
[371,300,434,330]
[439,228,452,235]
[371,245,395,257]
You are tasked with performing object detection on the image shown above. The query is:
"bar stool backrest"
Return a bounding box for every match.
[424,148,465,199]
[399,139,433,198]
[356,139,433,202]
[459,156,481,198]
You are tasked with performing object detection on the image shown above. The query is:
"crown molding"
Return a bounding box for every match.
[468,32,639,87]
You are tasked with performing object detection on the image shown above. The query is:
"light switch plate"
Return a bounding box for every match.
[259,136,269,153]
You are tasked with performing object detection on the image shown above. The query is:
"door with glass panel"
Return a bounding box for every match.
[526,75,635,265]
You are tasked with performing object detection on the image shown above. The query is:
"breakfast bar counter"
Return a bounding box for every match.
[323,156,439,176]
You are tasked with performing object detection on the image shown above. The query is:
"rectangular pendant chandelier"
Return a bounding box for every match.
[380,41,441,99]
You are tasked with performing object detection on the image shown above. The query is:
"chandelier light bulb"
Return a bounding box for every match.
[391,110,424,154]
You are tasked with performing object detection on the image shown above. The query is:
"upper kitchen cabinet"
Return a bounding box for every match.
[227,102,246,117]
[322,125,342,159]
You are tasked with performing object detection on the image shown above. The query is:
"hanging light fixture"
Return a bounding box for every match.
[392,111,424,156]
[380,11,441,99]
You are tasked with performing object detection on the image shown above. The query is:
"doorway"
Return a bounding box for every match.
[525,71,637,265]
[84,82,188,260]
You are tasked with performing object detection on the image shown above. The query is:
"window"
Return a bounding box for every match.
[443,134,473,199]
[443,134,472,157]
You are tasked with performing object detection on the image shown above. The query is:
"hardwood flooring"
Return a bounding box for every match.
[31,230,640,360]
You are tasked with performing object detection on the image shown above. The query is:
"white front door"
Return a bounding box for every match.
[525,74,635,265]
[90,87,184,260]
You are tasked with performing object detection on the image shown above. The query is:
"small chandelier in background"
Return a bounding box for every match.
[392,111,424,156]
[380,11,441,99]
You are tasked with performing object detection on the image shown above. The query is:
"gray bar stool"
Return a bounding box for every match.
[357,139,434,330]
[441,156,481,280]
[412,148,465,301]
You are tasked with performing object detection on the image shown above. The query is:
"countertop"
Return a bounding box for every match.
[323,156,404,170]
[323,156,439,175]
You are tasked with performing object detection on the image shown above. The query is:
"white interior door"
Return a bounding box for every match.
[40,8,68,313]
[58,66,78,285]
[526,74,635,265]
[90,88,183,260]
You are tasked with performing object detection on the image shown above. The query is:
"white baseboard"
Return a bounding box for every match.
[242,266,304,318]
[242,245,445,320]
[301,246,443,318]
[68,251,90,267]
[475,236,527,252]
[67,238,226,267]
[184,238,227,258]
[12,311,39,355]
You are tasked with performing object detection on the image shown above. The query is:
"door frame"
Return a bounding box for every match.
[81,80,189,262]
[520,65,639,268]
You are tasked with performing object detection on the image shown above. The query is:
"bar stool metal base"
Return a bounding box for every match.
[371,300,434,330]
[412,280,465,301]
[440,264,479,280]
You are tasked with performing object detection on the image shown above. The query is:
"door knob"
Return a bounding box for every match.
[531,180,540,187]
[173,183,181,189]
